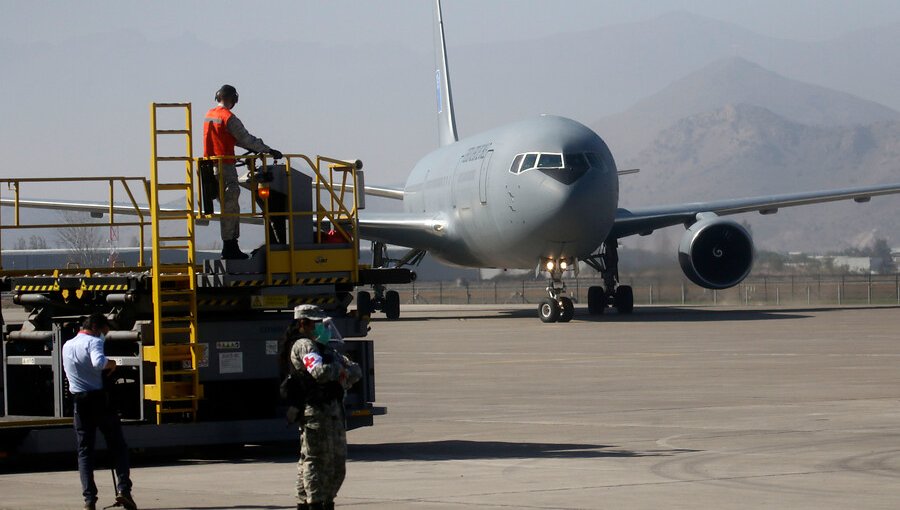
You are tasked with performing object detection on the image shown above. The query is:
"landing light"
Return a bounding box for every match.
[545,260,555,271]
[560,260,568,270]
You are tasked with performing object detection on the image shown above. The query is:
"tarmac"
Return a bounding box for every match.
[2,304,900,509]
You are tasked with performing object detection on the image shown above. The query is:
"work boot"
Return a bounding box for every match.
[115,492,138,510]
[221,240,249,260]
[323,502,335,510]
[297,504,310,510]
[83,500,97,510]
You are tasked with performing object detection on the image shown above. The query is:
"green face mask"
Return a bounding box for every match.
[313,322,331,345]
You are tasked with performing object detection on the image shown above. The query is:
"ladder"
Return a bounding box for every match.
[144,103,203,424]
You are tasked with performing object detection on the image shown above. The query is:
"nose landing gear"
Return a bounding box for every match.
[538,259,575,323]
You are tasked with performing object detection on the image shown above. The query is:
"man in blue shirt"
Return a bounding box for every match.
[62,313,138,510]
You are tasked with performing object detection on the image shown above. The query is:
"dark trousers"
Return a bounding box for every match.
[73,393,132,503]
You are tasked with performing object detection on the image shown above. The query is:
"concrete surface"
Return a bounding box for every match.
[2,304,900,509]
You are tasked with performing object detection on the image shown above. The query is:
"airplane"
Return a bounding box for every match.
[4,0,900,324]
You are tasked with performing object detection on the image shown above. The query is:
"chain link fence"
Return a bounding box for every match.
[399,274,900,306]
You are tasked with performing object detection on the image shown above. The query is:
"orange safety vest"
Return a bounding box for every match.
[203,106,236,157]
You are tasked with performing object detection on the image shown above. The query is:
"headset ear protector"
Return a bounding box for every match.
[215,85,238,104]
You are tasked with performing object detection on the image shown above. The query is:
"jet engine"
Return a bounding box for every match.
[678,215,754,289]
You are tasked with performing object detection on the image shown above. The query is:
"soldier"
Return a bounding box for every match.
[284,305,361,510]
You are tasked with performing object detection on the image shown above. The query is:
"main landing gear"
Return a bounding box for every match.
[583,239,634,315]
[357,285,401,321]
[355,241,424,321]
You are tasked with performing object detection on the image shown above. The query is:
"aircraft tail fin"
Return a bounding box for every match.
[434,0,458,147]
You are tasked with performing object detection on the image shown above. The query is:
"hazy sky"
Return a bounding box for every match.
[3,0,900,48]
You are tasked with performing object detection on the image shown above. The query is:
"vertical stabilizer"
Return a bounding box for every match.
[434,0,458,146]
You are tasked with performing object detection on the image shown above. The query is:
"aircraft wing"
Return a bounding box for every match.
[357,212,448,249]
[611,182,900,239]
[0,197,150,218]
[0,198,263,225]
[363,185,404,200]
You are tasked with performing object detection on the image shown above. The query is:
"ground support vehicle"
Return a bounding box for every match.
[0,103,381,457]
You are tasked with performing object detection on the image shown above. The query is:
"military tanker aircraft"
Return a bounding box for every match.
[354,0,900,322]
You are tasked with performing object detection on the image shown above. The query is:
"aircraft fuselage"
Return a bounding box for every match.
[402,115,619,268]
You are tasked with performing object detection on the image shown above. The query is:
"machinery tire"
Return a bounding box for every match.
[615,285,634,314]
[356,291,372,317]
[538,298,560,323]
[385,290,401,320]
[559,297,575,322]
[587,286,606,315]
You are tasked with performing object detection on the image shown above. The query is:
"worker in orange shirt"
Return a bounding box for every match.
[203,84,282,259]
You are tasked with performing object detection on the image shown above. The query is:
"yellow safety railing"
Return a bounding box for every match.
[196,153,362,286]
[0,176,151,275]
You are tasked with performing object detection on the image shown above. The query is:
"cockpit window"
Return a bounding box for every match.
[520,153,538,173]
[509,154,524,174]
[510,151,605,177]
[536,153,563,169]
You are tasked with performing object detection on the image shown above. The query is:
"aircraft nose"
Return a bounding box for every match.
[536,165,616,243]
[536,163,589,185]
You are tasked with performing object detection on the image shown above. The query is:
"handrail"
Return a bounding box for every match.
[197,153,362,284]
[0,176,152,273]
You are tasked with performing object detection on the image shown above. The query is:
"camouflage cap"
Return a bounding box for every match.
[293,304,327,321]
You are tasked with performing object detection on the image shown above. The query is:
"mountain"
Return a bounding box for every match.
[593,57,900,159]
[617,102,900,251]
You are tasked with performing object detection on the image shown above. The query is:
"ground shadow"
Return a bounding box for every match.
[573,304,900,323]
[348,439,691,462]
[572,306,812,323]
[377,306,812,323]
[379,304,900,323]
[148,506,286,510]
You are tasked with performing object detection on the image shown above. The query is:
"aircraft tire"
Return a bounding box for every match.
[356,291,372,316]
[615,285,634,314]
[587,286,606,315]
[539,298,560,323]
[385,290,401,320]
[559,297,575,322]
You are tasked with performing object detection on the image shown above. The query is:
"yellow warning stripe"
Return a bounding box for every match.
[14,284,60,291]
[229,277,349,287]
[82,284,129,291]
[197,299,241,306]
[288,296,337,305]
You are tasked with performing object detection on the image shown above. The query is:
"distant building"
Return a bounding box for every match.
[817,255,881,274]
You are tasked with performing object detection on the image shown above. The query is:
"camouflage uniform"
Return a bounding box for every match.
[290,335,361,507]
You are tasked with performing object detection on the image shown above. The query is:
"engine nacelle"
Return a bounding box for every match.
[678,216,754,289]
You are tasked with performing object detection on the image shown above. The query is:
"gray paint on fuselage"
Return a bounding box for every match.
[403,115,619,268]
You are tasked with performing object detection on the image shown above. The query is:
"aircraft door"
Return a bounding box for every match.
[478,150,493,204]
